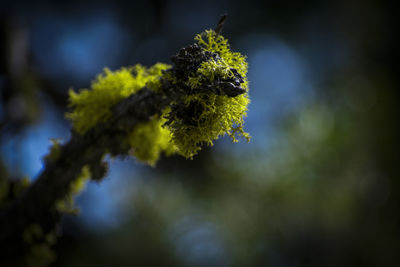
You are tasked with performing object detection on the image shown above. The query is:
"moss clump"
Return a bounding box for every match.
[67,63,175,164]
[164,29,250,158]
[126,114,177,166]
[67,63,171,134]
[56,165,91,214]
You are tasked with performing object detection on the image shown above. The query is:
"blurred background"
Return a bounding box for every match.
[0,0,398,266]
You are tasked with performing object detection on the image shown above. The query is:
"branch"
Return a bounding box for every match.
[0,87,175,255]
[0,18,249,263]
[215,14,228,35]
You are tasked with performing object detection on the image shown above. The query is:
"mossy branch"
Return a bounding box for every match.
[214,13,227,35]
[0,87,171,252]
[0,18,250,264]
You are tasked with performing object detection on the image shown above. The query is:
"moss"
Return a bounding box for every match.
[195,30,248,79]
[67,63,175,164]
[166,30,250,158]
[67,63,171,134]
[56,165,90,214]
[127,114,177,166]
[196,58,233,81]
[44,139,62,164]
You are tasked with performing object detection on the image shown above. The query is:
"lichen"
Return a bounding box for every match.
[43,138,62,164]
[56,165,90,214]
[67,63,171,134]
[127,114,177,166]
[165,29,250,158]
[67,63,175,164]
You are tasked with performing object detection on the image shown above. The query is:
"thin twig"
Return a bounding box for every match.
[214,14,228,35]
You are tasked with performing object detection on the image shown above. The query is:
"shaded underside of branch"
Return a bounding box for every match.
[0,87,173,256]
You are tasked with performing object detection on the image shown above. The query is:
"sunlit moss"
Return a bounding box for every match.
[127,114,177,166]
[67,63,171,134]
[195,30,248,81]
[167,30,250,158]
[197,58,233,81]
[67,63,174,164]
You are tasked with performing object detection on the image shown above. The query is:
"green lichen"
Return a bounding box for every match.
[43,138,62,164]
[56,165,90,214]
[67,63,175,164]
[197,58,234,81]
[195,30,248,79]
[67,63,171,134]
[167,93,250,159]
[127,114,177,166]
[166,29,250,158]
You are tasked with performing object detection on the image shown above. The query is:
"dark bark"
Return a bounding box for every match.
[0,87,174,258]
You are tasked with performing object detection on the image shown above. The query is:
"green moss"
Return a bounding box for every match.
[127,114,177,166]
[56,165,90,214]
[67,63,175,165]
[167,30,250,158]
[195,30,248,79]
[197,58,234,81]
[67,63,171,134]
[70,165,90,194]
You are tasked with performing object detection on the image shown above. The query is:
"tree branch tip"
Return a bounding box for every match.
[215,14,228,35]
